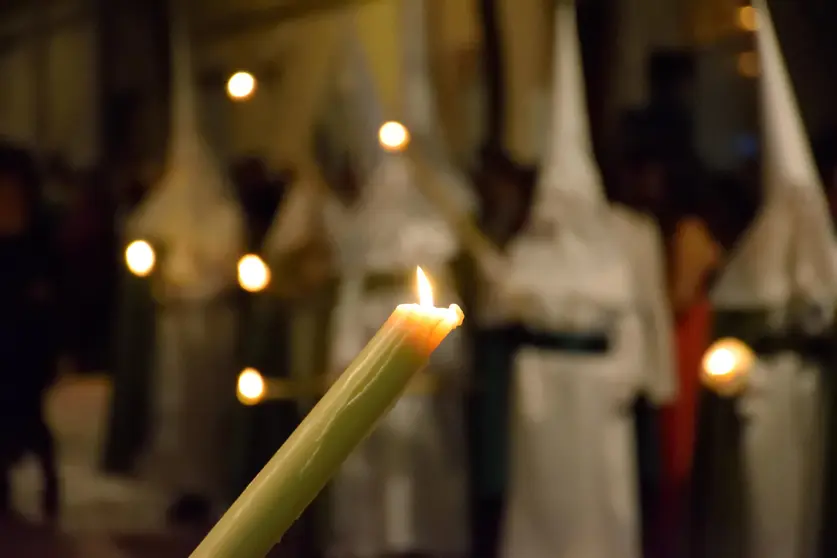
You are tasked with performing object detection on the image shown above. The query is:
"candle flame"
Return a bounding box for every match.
[416,267,433,308]
[700,338,755,396]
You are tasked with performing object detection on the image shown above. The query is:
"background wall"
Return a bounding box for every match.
[0,0,98,165]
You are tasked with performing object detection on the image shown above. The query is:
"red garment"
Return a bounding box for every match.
[661,297,712,485]
[656,297,712,556]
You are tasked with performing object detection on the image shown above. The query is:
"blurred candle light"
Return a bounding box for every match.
[238,254,270,292]
[378,121,410,152]
[193,267,463,558]
[737,6,758,32]
[125,240,156,277]
[237,368,266,405]
[701,337,755,396]
[227,71,256,100]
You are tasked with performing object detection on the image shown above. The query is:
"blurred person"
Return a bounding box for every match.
[631,153,721,557]
[814,129,837,226]
[259,5,345,294]
[222,12,348,557]
[610,151,686,558]
[620,50,696,169]
[255,5,346,398]
[0,142,61,522]
[470,0,544,248]
[59,167,118,373]
[325,2,474,557]
[614,47,704,558]
[116,4,245,526]
[691,3,837,558]
[230,157,285,252]
[494,3,656,557]
[463,0,544,554]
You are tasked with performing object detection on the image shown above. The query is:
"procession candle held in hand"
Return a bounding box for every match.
[191,267,463,558]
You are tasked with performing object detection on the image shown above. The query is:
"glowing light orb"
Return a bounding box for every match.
[227,71,256,100]
[237,254,270,292]
[701,337,755,396]
[378,121,410,152]
[737,6,758,32]
[125,240,155,277]
[237,368,266,405]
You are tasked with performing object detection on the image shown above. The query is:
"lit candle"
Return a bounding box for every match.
[191,267,463,558]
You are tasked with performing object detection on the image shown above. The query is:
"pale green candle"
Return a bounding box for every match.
[191,268,463,558]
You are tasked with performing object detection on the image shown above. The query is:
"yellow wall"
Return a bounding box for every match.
[0,4,98,165]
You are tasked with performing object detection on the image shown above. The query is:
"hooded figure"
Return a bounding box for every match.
[226,11,347,555]
[610,168,677,558]
[244,9,347,407]
[497,2,650,557]
[691,2,837,557]
[111,0,245,523]
[0,143,61,520]
[326,2,473,557]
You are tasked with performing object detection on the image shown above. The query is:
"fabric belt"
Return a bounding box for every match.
[713,309,836,359]
[750,332,835,358]
[492,324,610,354]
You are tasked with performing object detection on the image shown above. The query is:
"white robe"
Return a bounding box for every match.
[736,352,823,558]
[132,1,245,510]
[500,201,644,558]
[610,205,676,405]
[142,200,243,507]
[150,290,238,504]
[328,268,468,558]
[707,201,833,558]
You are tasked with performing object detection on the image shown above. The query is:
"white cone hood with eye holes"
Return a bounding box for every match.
[712,0,837,310]
[129,1,244,298]
[344,0,473,274]
[506,0,634,330]
[261,11,348,264]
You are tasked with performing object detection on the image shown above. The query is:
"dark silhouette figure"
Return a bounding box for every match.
[230,157,284,251]
[0,142,61,522]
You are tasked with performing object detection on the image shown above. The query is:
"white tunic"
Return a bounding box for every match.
[500,3,650,557]
[500,202,644,558]
[142,197,243,508]
[610,205,676,405]
[326,161,468,556]
[701,2,837,556]
[327,3,472,553]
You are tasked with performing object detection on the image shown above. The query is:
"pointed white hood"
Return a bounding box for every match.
[530,0,604,221]
[130,2,243,297]
[505,0,633,329]
[261,12,348,263]
[712,0,837,309]
[347,0,470,273]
